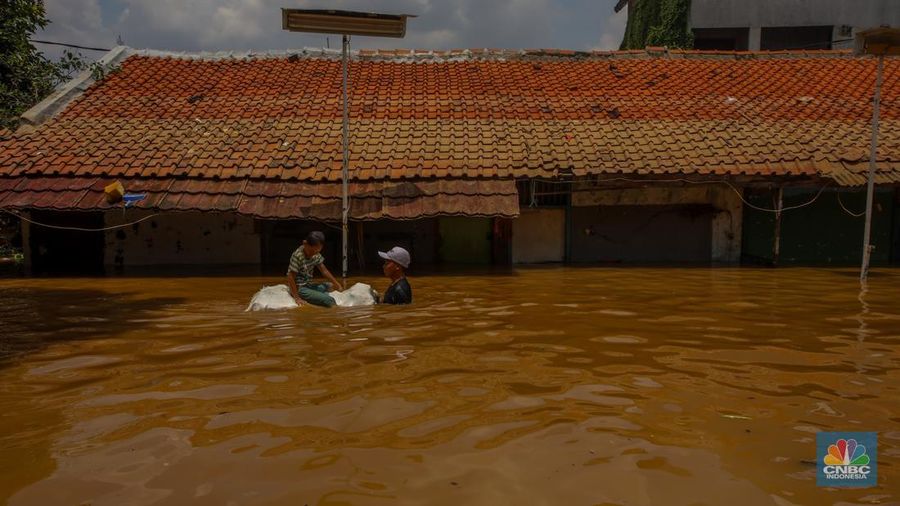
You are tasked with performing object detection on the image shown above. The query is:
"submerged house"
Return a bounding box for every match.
[0,46,897,272]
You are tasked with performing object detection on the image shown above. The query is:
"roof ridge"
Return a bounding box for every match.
[124,46,864,62]
[17,45,131,133]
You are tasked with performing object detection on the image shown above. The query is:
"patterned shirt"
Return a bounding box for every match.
[287,247,324,286]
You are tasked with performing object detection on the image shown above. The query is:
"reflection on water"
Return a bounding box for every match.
[0,268,898,505]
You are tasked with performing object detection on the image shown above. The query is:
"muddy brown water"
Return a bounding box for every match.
[0,268,897,505]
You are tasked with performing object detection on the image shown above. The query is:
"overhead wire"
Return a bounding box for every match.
[0,208,160,232]
[837,191,866,217]
[29,39,111,52]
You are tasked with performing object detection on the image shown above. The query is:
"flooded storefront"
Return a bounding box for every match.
[0,267,897,504]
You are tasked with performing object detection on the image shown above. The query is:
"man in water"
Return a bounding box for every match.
[378,246,413,305]
[287,231,343,307]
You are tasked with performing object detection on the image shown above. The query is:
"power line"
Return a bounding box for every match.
[30,39,111,52]
[837,191,866,217]
[0,208,160,232]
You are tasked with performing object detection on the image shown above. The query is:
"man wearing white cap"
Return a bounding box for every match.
[378,246,413,305]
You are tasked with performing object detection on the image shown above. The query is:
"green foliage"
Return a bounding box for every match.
[620,0,694,50]
[0,213,22,264]
[0,0,101,130]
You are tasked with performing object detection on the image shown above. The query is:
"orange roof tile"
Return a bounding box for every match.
[0,48,897,186]
[0,176,518,220]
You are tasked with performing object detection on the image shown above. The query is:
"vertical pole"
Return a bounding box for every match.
[861,54,884,283]
[341,34,350,287]
[356,221,366,271]
[772,186,783,266]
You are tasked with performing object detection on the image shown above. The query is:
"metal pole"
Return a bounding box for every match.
[341,34,350,287]
[860,53,884,283]
[772,186,783,266]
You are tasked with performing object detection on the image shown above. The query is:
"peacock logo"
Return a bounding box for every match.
[823,438,870,466]
[817,432,877,487]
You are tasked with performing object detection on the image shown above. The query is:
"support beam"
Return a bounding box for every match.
[772,187,783,266]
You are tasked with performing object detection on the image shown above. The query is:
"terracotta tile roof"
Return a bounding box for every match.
[0,48,897,186]
[0,177,518,220]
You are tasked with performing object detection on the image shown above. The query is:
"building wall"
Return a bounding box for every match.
[437,217,493,264]
[357,219,438,269]
[690,0,900,49]
[103,211,261,266]
[691,0,898,29]
[893,189,900,264]
[742,187,896,265]
[710,186,743,263]
[512,208,566,263]
[570,203,714,263]
[29,211,105,273]
[571,185,743,263]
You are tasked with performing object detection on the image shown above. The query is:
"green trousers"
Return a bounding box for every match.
[299,283,336,308]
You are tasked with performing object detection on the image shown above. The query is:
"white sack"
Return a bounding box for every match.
[328,282,378,307]
[245,283,377,311]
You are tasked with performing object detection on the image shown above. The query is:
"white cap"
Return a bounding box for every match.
[378,246,411,268]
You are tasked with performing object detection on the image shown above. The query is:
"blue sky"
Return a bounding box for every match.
[36,0,627,58]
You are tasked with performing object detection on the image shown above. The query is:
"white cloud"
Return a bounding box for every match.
[38,0,626,56]
[592,8,627,50]
[41,0,106,46]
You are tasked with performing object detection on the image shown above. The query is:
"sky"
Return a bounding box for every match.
[35,0,628,59]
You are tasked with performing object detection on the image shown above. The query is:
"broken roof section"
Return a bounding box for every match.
[0,46,898,218]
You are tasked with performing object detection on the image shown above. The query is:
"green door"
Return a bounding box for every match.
[438,217,492,264]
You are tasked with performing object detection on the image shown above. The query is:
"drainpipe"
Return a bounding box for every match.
[772,186,783,266]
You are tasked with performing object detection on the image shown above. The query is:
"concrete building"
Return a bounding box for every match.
[692,0,900,51]
[617,0,900,51]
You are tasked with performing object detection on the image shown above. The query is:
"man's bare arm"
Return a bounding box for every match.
[317,263,343,291]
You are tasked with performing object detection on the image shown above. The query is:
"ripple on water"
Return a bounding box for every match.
[591,335,648,344]
[0,269,898,505]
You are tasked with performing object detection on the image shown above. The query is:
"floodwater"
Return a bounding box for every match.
[0,268,898,505]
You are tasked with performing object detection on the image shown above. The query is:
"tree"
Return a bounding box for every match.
[0,0,91,131]
[620,0,694,50]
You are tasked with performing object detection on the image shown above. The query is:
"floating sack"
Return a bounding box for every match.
[246,284,298,311]
[245,283,377,311]
[328,283,378,307]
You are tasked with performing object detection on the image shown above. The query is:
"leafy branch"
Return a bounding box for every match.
[620,0,694,50]
[1,0,107,131]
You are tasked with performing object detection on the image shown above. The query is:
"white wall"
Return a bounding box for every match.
[571,185,743,264]
[691,0,899,29]
[512,208,566,263]
[690,0,900,50]
[103,211,261,266]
